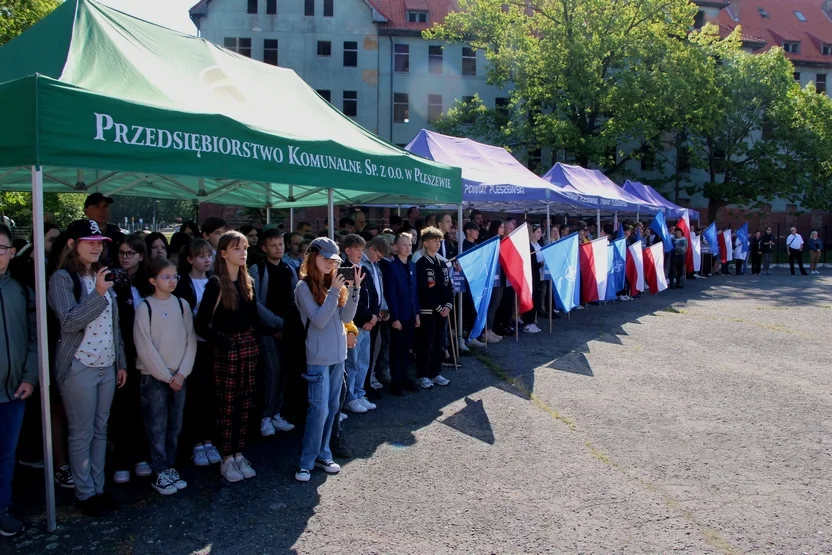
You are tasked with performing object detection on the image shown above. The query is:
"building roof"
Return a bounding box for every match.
[374,0,457,33]
[717,0,832,65]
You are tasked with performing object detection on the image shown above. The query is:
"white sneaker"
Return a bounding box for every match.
[113,470,130,484]
[486,331,503,342]
[135,461,152,477]
[459,341,470,353]
[359,397,377,410]
[432,375,450,386]
[295,468,311,482]
[369,374,384,390]
[575,305,585,310]
[418,377,434,389]
[617,295,630,302]
[192,447,209,467]
[524,323,542,334]
[339,412,348,422]
[234,456,256,479]
[166,468,187,490]
[272,415,295,432]
[221,458,244,483]
[467,337,486,348]
[260,417,275,437]
[314,459,341,474]
[346,399,368,413]
[205,445,222,465]
[151,472,177,495]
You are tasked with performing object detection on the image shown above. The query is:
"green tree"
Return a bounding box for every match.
[0,0,60,46]
[0,192,85,228]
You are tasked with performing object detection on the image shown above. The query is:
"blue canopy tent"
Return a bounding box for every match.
[405,130,598,214]
[622,180,700,221]
[542,163,661,216]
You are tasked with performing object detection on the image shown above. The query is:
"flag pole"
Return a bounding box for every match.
[515,292,519,343]
[548,281,553,334]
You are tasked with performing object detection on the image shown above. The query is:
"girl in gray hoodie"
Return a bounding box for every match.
[294,238,361,482]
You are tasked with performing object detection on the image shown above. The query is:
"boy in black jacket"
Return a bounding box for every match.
[342,235,380,413]
[416,227,453,389]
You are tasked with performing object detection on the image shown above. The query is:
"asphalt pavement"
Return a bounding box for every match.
[7,269,832,554]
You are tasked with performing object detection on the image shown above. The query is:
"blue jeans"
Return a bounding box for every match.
[140,375,186,475]
[345,330,371,403]
[299,363,344,470]
[0,400,26,510]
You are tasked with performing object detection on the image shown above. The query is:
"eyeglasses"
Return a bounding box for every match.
[118,250,137,259]
[155,275,180,282]
[0,245,12,255]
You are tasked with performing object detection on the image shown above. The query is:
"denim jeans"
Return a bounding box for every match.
[0,400,26,510]
[299,362,344,470]
[345,330,371,403]
[60,359,116,501]
[140,375,186,475]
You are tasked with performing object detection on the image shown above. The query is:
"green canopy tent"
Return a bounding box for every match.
[0,0,461,531]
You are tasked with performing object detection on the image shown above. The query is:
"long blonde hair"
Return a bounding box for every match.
[214,231,254,310]
[299,252,347,307]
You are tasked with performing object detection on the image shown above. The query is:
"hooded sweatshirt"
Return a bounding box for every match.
[0,272,38,403]
[295,280,358,366]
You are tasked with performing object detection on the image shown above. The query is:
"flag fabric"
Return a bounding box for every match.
[702,222,718,256]
[635,226,643,243]
[457,236,501,341]
[606,237,627,300]
[498,223,534,314]
[579,237,609,304]
[540,233,581,313]
[615,224,625,240]
[736,223,749,259]
[643,243,668,294]
[675,212,695,273]
[691,233,702,272]
[626,242,645,296]
[722,229,734,262]
[649,211,673,253]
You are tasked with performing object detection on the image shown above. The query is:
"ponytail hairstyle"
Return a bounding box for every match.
[214,231,254,310]
[177,237,212,276]
[299,250,347,308]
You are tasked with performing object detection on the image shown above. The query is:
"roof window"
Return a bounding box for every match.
[757,7,770,18]
[795,11,807,22]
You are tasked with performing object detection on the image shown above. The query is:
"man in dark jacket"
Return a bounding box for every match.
[0,225,38,537]
[382,233,420,395]
[415,228,454,389]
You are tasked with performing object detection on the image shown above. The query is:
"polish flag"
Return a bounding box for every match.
[579,238,609,303]
[498,223,534,313]
[676,212,694,273]
[643,243,668,294]
[626,242,644,297]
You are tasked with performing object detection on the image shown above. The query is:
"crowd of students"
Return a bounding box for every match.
[0,195,824,536]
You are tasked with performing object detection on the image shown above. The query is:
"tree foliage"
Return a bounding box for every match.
[0,192,85,228]
[0,0,59,46]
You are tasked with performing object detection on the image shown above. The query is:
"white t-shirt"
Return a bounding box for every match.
[787,233,804,250]
[191,277,209,314]
[74,276,116,368]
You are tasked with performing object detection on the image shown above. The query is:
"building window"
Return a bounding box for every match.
[495,97,509,113]
[677,147,691,173]
[323,0,333,17]
[343,90,357,117]
[783,41,800,53]
[527,149,542,174]
[266,0,277,14]
[428,94,443,123]
[757,7,770,18]
[462,47,476,76]
[429,45,443,74]
[823,44,832,56]
[248,0,258,14]
[304,0,314,16]
[317,90,331,102]
[818,74,827,94]
[393,93,409,123]
[224,37,252,57]
[794,11,807,22]
[394,44,409,73]
[264,39,278,65]
[794,72,801,83]
[317,41,331,57]
[407,11,428,23]
[693,10,705,29]
[639,147,656,171]
[343,41,357,67]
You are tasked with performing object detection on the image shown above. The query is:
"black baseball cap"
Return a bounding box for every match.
[84,192,114,208]
[66,220,112,242]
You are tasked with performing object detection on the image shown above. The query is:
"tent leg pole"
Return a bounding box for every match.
[596,209,601,238]
[265,207,271,225]
[515,293,519,343]
[549,281,553,334]
[456,204,464,349]
[32,166,57,533]
[546,202,551,245]
[397,205,401,217]
[327,189,335,241]
[289,208,294,231]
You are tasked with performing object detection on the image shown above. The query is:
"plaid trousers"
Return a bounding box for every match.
[213,331,258,455]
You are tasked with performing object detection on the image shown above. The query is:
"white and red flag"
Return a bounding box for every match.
[626,242,645,297]
[643,243,668,294]
[579,237,609,304]
[721,228,734,262]
[676,211,694,273]
[498,223,534,313]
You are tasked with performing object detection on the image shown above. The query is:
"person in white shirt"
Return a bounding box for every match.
[786,227,808,276]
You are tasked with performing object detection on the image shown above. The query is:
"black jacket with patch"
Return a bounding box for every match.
[416,252,453,316]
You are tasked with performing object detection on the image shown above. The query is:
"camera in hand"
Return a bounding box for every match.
[337,267,355,281]
[105,268,129,283]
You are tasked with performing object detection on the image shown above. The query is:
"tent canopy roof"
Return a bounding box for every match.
[0,0,461,208]
[542,163,660,216]
[405,130,597,212]
[622,180,700,221]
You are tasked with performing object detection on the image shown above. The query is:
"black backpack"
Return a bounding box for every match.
[142,297,185,324]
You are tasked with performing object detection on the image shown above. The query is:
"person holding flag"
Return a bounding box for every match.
[669,227,688,289]
[456,236,501,348]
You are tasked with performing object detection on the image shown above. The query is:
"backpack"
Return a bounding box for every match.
[142,297,185,324]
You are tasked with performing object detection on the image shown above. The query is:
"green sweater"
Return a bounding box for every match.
[0,272,38,403]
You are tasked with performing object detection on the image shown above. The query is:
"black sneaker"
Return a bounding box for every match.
[96,492,119,512]
[0,510,24,537]
[77,496,106,518]
[331,437,353,459]
[314,459,342,474]
[403,380,420,392]
[54,465,75,489]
